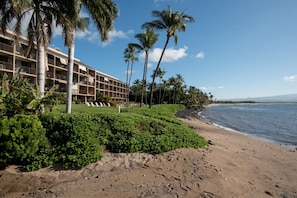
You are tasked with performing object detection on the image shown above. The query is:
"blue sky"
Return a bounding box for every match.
[50,0,297,100]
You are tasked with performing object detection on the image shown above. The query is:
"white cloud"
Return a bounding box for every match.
[200,86,224,91]
[199,87,208,91]
[139,46,188,63]
[283,75,297,82]
[196,51,205,59]
[125,70,135,75]
[102,29,131,47]
[147,63,154,68]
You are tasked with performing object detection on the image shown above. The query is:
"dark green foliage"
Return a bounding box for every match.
[40,113,103,168]
[0,115,49,169]
[1,104,207,171]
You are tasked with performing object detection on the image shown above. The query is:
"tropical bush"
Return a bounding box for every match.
[0,72,61,118]
[0,103,207,171]
[40,113,103,169]
[41,104,207,155]
[0,115,49,169]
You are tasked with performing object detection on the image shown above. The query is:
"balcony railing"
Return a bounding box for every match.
[15,65,36,75]
[0,61,13,70]
[0,42,13,53]
[55,73,67,81]
[16,49,36,59]
[46,72,54,78]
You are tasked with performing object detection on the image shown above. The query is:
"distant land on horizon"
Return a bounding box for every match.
[221,93,297,103]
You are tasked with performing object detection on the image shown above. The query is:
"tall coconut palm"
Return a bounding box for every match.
[142,6,194,107]
[0,0,66,98]
[127,46,138,88]
[123,45,138,103]
[60,0,118,113]
[123,47,131,103]
[129,27,159,107]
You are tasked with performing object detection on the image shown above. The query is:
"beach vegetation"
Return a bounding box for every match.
[141,6,195,108]
[0,115,49,170]
[0,100,207,170]
[123,45,139,103]
[58,0,118,113]
[129,74,212,107]
[128,27,159,107]
[0,72,62,118]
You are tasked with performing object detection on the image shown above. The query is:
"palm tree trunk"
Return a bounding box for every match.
[126,62,130,103]
[161,87,166,103]
[37,41,46,99]
[141,51,149,107]
[158,78,162,104]
[128,62,133,88]
[149,37,170,108]
[66,30,75,113]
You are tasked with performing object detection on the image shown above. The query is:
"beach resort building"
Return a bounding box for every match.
[0,30,127,103]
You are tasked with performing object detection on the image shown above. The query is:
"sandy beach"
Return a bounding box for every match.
[0,118,296,198]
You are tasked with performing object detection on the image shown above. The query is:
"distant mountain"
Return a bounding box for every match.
[228,93,297,103]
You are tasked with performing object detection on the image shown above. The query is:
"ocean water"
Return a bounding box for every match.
[199,103,297,147]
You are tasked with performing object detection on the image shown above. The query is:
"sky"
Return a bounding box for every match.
[50,0,297,100]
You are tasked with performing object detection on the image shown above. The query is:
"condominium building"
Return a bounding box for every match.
[0,30,127,103]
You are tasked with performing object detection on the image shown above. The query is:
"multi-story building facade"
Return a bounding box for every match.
[0,30,127,103]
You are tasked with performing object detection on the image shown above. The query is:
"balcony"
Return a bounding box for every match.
[55,73,67,81]
[0,42,13,53]
[15,66,36,75]
[0,61,13,70]
[46,72,54,78]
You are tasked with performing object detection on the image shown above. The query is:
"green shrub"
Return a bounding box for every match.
[39,104,207,167]
[0,115,49,168]
[40,113,103,168]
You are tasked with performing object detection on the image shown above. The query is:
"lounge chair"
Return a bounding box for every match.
[85,101,90,106]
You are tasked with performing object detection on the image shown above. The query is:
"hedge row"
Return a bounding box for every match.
[0,105,207,171]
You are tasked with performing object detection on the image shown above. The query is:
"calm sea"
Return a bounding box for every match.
[199,103,297,147]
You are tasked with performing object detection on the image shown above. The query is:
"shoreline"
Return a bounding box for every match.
[0,114,297,197]
[193,104,297,149]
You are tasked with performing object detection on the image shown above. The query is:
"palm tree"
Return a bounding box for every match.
[129,27,159,107]
[0,0,66,98]
[60,0,118,113]
[160,79,169,104]
[124,45,138,103]
[142,6,194,107]
[128,47,138,88]
[174,74,185,104]
[155,68,166,104]
[130,79,142,102]
[123,47,131,103]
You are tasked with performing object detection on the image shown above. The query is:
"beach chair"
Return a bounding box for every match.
[85,101,90,106]
[99,102,104,107]
[107,103,111,107]
[90,102,95,107]
[94,102,100,107]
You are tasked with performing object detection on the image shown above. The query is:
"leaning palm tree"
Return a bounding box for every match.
[129,27,159,107]
[142,6,194,107]
[0,0,66,98]
[60,0,118,113]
